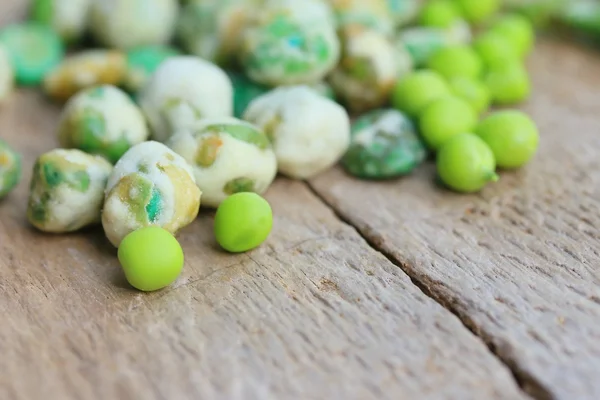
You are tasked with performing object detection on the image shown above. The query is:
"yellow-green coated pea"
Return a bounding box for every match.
[118,226,184,292]
[214,192,273,253]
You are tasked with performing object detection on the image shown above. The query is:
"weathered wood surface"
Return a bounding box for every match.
[311,38,600,400]
[0,2,533,398]
[0,90,528,400]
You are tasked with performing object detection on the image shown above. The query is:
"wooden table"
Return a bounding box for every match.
[1,2,599,399]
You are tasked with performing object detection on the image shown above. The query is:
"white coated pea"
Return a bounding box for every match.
[27,149,113,233]
[138,56,233,142]
[57,85,150,164]
[102,141,202,247]
[243,85,351,180]
[167,117,277,208]
[89,0,179,50]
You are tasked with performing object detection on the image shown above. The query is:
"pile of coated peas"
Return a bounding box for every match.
[0,0,594,292]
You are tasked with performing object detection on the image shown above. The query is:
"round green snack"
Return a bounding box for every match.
[419,0,461,28]
[484,61,531,105]
[102,141,202,247]
[177,0,250,66]
[243,85,351,180]
[341,109,427,180]
[124,45,180,94]
[0,139,22,199]
[30,0,91,43]
[214,192,273,253]
[138,56,234,142]
[89,0,179,50]
[475,110,539,169]
[118,226,184,292]
[419,96,478,151]
[473,30,519,67]
[166,117,277,208]
[426,44,483,79]
[0,45,14,104]
[58,85,150,164]
[0,22,65,86]
[329,25,398,113]
[392,70,451,118]
[27,149,113,232]
[490,13,535,58]
[449,76,491,115]
[241,0,340,86]
[437,132,498,193]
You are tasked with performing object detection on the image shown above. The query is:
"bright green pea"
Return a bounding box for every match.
[392,70,451,118]
[437,132,498,193]
[0,22,64,86]
[426,45,483,79]
[473,30,519,67]
[118,226,184,292]
[490,14,535,58]
[419,96,478,151]
[419,0,462,28]
[449,76,491,114]
[214,192,273,253]
[475,110,539,169]
[454,0,501,24]
[484,61,531,105]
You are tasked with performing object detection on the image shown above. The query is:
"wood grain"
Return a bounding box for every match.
[311,38,600,400]
[0,90,527,400]
[0,1,530,398]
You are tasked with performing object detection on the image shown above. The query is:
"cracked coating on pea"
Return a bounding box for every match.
[243,85,350,180]
[102,141,201,247]
[167,117,277,208]
[341,109,427,179]
[27,149,113,233]
[58,85,149,164]
[241,0,340,86]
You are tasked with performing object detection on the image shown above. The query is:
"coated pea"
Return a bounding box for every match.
[419,96,478,151]
[118,226,184,292]
[475,110,539,169]
[0,139,22,199]
[437,132,498,193]
[214,192,273,253]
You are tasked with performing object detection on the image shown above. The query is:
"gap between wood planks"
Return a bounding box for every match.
[303,181,551,400]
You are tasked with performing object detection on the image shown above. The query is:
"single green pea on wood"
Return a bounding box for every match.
[214,192,273,253]
[475,110,540,169]
[0,139,22,199]
[341,109,427,180]
[0,22,64,86]
[436,132,498,193]
[118,226,184,292]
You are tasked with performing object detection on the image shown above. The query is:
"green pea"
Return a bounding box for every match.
[118,226,184,292]
[0,139,22,199]
[449,76,491,115]
[490,14,535,58]
[484,61,531,105]
[426,44,483,79]
[437,132,498,193]
[214,192,272,253]
[0,22,64,86]
[473,31,519,68]
[419,96,478,151]
[392,70,451,118]
[475,110,539,169]
[454,0,501,24]
[419,0,462,28]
